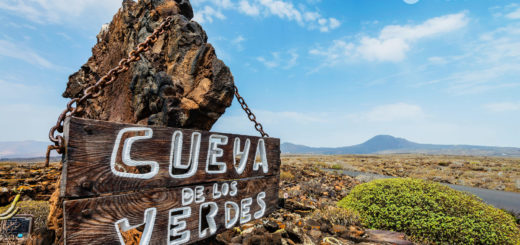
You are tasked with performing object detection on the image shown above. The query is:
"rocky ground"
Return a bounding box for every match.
[285,154,520,193]
[212,162,413,245]
[0,162,60,206]
[0,159,414,245]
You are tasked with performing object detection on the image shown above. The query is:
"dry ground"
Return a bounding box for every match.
[282,154,520,193]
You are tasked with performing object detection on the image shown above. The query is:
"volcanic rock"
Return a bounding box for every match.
[63,0,234,130]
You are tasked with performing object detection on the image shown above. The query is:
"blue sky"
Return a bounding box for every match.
[0,0,519,147]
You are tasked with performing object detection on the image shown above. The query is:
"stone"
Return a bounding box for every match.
[331,224,347,234]
[285,225,304,244]
[242,226,255,235]
[319,221,331,233]
[0,187,10,206]
[309,229,322,239]
[340,225,365,241]
[63,0,234,131]
[265,219,280,232]
[364,229,414,245]
[285,199,315,214]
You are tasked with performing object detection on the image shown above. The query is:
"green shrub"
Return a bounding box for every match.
[338,178,520,245]
[331,164,343,170]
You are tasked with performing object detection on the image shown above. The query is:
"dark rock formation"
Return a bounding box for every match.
[63,0,234,130]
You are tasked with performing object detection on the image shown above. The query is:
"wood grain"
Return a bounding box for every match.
[61,117,280,198]
[63,176,279,245]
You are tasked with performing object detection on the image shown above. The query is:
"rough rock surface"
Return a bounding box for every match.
[48,0,234,243]
[0,162,60,206]
[63,0,234,130]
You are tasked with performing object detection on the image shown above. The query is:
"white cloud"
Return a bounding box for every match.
[0,0,121,25]
[232,35,245,44]
[193,5,226,23]
[329,18,341,29]
[428,56,448,65]
[317,17,341,32]
[417,23,520,94]
[257,49,299,69]
[193,0,340,32]
[238,0,260,16]
[309,40,354,66]
[0,80,45,102]
[0,79,63,141]
[192,0,233,8]
[304,12,320,22]
[446,64,520,94]
[231,35,246,51]
[357,37,410,62]
[484,102,520,112]
[0,104,62,141]
[258,0,302,23]
[380,13,468,40]
[286,50,298,68]
[211,109,333,146]
[352,103,426,122]
[310,12,468,63]
[403,0,419,4]
[505,7,520,19]
[0,39,57,69]
[211,104,505,147]
[256,56,278,68]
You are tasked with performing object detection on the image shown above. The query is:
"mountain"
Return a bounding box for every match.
[0,141,57,160]
[3,135,520,159]
[281,135,520,156]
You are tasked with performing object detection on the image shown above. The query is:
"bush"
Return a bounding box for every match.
[331,164,343,170]
[280,171,295,181]
[311,206,361,226]
[338,178,520,245]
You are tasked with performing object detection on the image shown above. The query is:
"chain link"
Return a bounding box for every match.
[233,86,269,138]
[45,15,269,166]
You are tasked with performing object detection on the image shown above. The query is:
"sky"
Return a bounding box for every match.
[0,0,519,148]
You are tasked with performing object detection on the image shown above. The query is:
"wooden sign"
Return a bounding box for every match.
[60,117,281,245]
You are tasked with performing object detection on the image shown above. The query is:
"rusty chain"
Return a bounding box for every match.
[46,15,268,166]
[233,86,269,137]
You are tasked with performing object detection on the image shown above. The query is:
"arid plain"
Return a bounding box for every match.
[282,154,520,193]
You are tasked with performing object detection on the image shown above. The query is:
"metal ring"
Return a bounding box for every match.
[49,126,59,143]
[66,98,79,112]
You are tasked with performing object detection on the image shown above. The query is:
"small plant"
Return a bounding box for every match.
[437,161,451,166]
[338,178,520,245]
[312,206,361,226]
[280,171,295,181]
[314,161,330,168]
[331,164,343,170]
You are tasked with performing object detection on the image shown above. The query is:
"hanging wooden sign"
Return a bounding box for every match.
[60,117,281,245]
